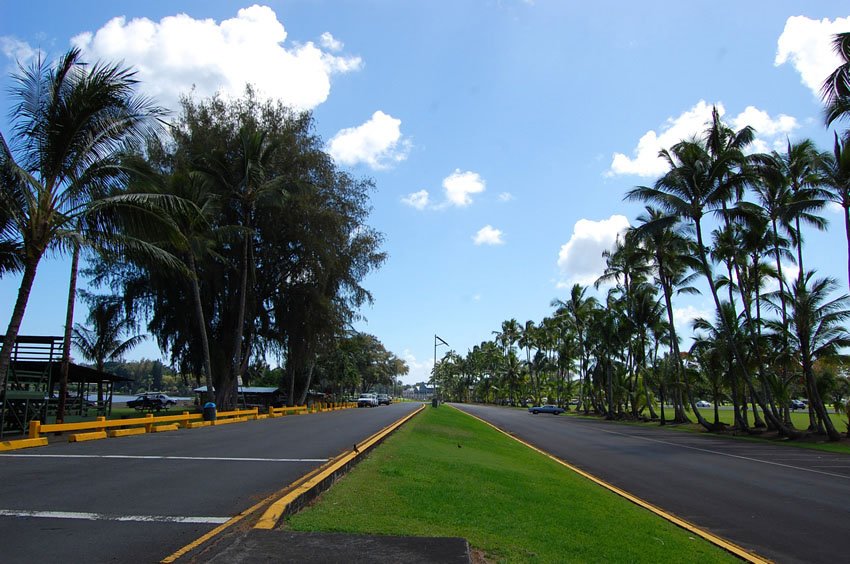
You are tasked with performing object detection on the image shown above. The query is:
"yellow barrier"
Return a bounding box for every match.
[152,424,180,433]
[0,437,48,451]
[69,431,107,443]
[108,428,146,438]
[268,405,308,417]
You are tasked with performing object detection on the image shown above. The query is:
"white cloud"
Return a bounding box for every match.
[70,5,362,112]
[473,225,505,246]
[557,215,630,286]
[401,189,430,210]
[328,110,410,169]
[775,16,850,98]
[443,169,486,207]
[0,36,42,65]
[402,350,432,385]
[674,305,712,337]
[497,192,514,202]
[608,101,800,177]
[320,32,343,52]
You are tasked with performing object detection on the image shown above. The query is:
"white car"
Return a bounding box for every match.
[357,393,378,408]
[695,400,711,408]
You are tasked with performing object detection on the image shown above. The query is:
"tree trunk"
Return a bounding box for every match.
[228,235,250,410]
[187,252,214,404]
[58,243,80,422]
[0,254,43,392]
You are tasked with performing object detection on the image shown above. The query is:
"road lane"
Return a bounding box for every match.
[0,402,419,563]
[453,403,850,564]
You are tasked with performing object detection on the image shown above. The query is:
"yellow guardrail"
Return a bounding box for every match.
[15,400,360,449]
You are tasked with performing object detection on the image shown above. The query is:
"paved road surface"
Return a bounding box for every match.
[454,403,850,564]
[0,403,419,563]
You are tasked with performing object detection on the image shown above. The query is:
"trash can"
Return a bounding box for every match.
[203,402,217,421]
[431,398,439,408]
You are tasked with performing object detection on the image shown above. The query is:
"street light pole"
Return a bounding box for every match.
[434,334,448,404]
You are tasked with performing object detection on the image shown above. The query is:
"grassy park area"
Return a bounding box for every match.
[287,406,737,563]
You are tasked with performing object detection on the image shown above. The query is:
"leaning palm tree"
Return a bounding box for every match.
[821,31,850,129]
[819,133,850,291]
[0,48,164,396]
[765,274,850,441]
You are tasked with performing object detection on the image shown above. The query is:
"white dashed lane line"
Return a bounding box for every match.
[0,509,229,524]
[0,454,327,462]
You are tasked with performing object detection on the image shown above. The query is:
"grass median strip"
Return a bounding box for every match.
[287,406,739,563]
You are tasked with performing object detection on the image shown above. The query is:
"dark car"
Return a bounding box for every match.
[376,394,391,405]
[127,393,177,412]
[528,404,565,415]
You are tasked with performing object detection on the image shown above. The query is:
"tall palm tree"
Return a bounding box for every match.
[551,284,598,413]
[821,31,850,129]
[627,137,798,436]
[819,133,850,291]
[765,274,850,441]
[0,48,164,395]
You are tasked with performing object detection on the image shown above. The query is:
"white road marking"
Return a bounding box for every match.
[592,427,850,480]
[0,454,327,462]
[0,509,228,524]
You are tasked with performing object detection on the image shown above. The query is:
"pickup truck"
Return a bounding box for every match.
[357,393,378,408]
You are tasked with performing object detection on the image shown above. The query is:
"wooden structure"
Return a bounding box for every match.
[1,336,129,437]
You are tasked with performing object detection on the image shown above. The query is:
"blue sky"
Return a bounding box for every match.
[1,2,848,385]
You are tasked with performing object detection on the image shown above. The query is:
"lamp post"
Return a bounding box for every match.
[434,334,448,405]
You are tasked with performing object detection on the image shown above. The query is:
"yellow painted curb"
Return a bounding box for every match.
[254,404,426,530]
[187,421,211,429]
[69,431,107,443]
[161,404,425,563]
[152,424,179,433]
[213,417,247,426]
[108,428,146,438]
[453,406,771,564]
[0,437,48,451]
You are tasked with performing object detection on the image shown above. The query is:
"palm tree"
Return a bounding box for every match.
[0,48,164,395]
[765,274,850,441]
[551,284,598,413]
[821,31,850,129]
[627,134,798,436]
[72,295,145,405]
[819,133,850,291]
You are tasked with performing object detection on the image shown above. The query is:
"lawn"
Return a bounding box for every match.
[287,406,738,563]
[568,406,850,455]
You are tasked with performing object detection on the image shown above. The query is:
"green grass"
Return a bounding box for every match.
[567,407,850,455]
[287,406,737,563]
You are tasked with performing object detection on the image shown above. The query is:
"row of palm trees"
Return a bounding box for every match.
[433,32,850,441]
[0,49,391,415]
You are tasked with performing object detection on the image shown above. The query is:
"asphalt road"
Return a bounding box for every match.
[453,403,850,564]
[0,402,419,563]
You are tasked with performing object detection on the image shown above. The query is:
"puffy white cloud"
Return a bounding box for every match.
[443,169,485,207]
[328,110,410,169]
[70,5,362,112]
[401,189,430,210]
[775,16,850,97]
[0,36,42,65]
[320,32,343,52]
[473,225,505,246]
[608,101,800,177]
[673,305,712,336]
[497,192,514,202]
[402,349,432,385]
[609,100,715,177]
[557,215,630,286]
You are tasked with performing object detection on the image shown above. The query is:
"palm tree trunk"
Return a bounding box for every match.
[187,252,214,404]
[58,243,80,422]
[0,254,43,392]
[227,234,250,409]
[844,206,850,292]
[694,220,799,437]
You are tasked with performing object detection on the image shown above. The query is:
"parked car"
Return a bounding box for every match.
[357,393,378,408]
[376,394,391,405]
[528,404,565,415]
[790,399,806,410]
[696,400,711,408]
[127,392,177,411]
